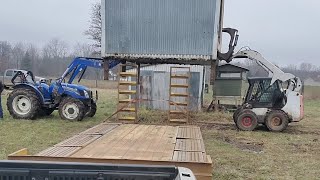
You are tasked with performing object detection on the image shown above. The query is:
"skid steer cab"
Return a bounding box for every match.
[7,57,120,121]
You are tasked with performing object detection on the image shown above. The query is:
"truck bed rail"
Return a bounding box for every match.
[0,160,195,180]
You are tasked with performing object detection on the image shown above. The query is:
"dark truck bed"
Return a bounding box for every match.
[0,160,195,180]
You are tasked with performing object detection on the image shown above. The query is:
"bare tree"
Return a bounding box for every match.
[85,2,102,49]
[21,51,32,71]
[11,43,26,69]
[300,62,313,72]
[26,44,41,73]
[42,38,69,59]
[285,64,298,71]
[73,43,96,57]
[0,41,12,73]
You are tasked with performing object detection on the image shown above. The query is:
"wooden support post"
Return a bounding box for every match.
[209,60,219,112]
[103,59,109,80]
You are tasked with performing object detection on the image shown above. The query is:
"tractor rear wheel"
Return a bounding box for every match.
[7,88,41,120]
[86,101,97,117]
[235,110,258,131]
[265,110,289,132]
[58,97,85,121]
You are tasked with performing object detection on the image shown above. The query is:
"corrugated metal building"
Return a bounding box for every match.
[101,0,224,64]
[128,64,206,111]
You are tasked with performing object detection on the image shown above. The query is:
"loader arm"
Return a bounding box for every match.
[232,50,302,92]
[59,57,120,84]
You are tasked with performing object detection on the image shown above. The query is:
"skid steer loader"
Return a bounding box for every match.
[231,50,304,132]
[218,28,303,132]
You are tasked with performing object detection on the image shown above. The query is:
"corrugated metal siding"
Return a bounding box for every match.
[102,0,222,60]
[128,65,205,111]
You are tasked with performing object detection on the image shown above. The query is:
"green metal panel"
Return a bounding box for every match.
[214,79,242,96]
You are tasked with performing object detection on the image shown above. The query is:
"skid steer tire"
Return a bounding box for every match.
[265,110,289,132]
[59,97,85,121]
[233,108,242,123]
[7,88,41,120]
[86,101,97,117]
[235,110,258,131]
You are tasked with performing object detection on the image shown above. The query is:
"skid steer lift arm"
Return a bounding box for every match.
[232,50,302,92]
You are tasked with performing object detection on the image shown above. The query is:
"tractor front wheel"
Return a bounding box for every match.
[265,110,289,132]
[235,110,258,131]
[58,97,85,121]
[86,101,97,117]
[7,88,41,120]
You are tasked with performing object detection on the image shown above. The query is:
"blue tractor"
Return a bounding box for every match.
[6,57,119,121]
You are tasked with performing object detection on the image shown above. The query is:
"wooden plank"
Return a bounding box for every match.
[122,125,157,160]
[170,84,189,88]
[141,126,168,160]
[175,139,205,152]
[119,81,137,85]
[171,75,189,79]
[71,124,138,158]
[153,126,177,161]
[97,124,141,159]
[80,123,120,135]
[170,93,189,97]
[56,134,100,147]
[9,148,29,157]
[170,102,188,106]
[119,90,136,94]
[37,147,81,157]
[177,126,202,139]
[119,72,137,77]
[160,126,177,161]
[108,125,150,159]
[119,108,136,112]
[172,151,206,163]
[170,119,188,123]
[133,125,165,160]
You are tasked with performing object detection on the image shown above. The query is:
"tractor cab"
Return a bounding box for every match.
[244,78,286,109]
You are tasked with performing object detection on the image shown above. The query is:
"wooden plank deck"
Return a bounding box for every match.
[9,123,212,180]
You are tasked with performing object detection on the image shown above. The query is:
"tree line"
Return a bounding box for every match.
[233,60,320,81]
[0,39,104,80]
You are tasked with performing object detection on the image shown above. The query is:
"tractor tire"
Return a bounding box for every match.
[58,97,85,121]
[86,101,97,117]
[7,88,41,120]
[265,110,289,132]
[235,110,258,131]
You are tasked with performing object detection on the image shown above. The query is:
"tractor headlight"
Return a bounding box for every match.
[83,90,90,98]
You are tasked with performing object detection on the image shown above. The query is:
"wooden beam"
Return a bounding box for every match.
[8,148,29,157]
[103,59,109,80]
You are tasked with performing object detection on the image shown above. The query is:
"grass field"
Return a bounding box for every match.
[0,85,320,179]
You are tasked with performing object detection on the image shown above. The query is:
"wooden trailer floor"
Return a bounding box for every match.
[9,123,212,180]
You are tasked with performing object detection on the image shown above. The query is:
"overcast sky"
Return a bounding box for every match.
[0,0,319,66]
